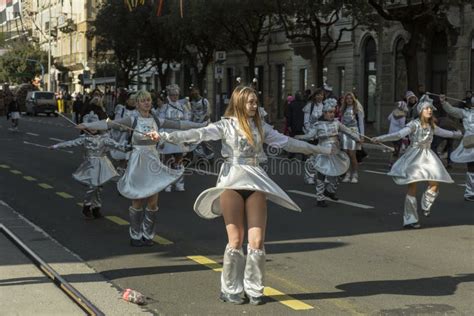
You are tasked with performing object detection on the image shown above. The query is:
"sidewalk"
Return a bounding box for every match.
[0,200,151,315]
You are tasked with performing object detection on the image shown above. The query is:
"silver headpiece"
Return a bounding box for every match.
[82,111,99,124]
[166,84,180,96]
[416,94,436,114]
[323,98,338,112]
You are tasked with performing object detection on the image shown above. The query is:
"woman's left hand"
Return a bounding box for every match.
[146,131,160,142]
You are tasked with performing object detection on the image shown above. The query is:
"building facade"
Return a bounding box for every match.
[211,3,473,131]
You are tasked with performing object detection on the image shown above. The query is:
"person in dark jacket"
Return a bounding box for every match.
[285,91,306,159]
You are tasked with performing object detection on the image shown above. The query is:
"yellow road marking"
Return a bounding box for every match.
[153,235,174,245]
[9,170,22,174]
[23,176,37,181]
[187,256,223,272]
[263,287,313,311]
[187,255,313,310]
[105,216,129,226]
[0,164,10,169]
[38,183,53,189]
[56,192,74,199]
[77,202,84,207]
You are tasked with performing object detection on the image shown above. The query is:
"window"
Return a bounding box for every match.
[337,66,345,96]
[394,37,407,101]
[363,37,377,122]
[299,68,308,91]
[471,37,474,91]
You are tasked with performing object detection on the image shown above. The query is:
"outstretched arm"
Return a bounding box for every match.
[440,100,464,119]
[160,120,224,145]
[434,126,463,139]
[294,127,317,141]
[103,137,131,152]
[78,117,133,131]
[263,123,332,155]
[51,136,85,149]
[372,124,414,143]
[338,122,360,141]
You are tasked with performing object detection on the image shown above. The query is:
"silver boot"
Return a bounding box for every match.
[221,245,245,298]
[465,172,474,201]
[129,206,143,244]
[243,245,265,302]
[315,178,326,202]
[421,189,439,217]
[403,195,420,228]
[142,207,159,244]
[174,176,185,191]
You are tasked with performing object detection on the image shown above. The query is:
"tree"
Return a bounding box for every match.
[208,0,277,81]
[368,0,468,92]
[277,0,374,87]
[92,0,153,87]
[0,40,48,84]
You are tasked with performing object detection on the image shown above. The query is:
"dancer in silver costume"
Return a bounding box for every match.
[296,98,360,207]
[189,86,214,160]
[302,89,325,185]
[50,111,128,219]
[153,86,334,305]
[77,90,205,247]
[439,94,474,201]
[340,92,365,183]
[109,91,137,173]
[161,84,193,192]
[373,95,462,228]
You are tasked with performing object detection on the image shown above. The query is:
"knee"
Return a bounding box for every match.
[248,237,264,250]
[228,236,244,249]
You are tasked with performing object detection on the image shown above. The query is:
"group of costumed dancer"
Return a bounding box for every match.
[49,84,472,305]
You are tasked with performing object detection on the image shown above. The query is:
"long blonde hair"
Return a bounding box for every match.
[224,86,264,148]
[340,92,364,115]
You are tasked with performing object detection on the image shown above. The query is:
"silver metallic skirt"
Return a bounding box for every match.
[194,162,301,219]
[117,145,183,199]
[72,157,119,187]
[388,146,454,185]
[312,148,350,176]
[341,127,361,150]
[450,133,474,163]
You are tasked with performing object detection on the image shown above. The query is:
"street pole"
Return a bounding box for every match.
[375,2,384,134]
[47,0,52,91]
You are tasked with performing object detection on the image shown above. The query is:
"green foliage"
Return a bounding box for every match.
[0,40,48,84]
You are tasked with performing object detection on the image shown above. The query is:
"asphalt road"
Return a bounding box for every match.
[0,115,473,315]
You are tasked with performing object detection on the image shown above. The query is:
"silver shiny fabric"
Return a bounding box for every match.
[244,246,265,298]
[174,176,185,191]
[118,116,183,199]
[341,106,364,150]
[162,117,331,219]
[160,99,195,154]
[54,134,125,186]
[375,120,455,185]
[404,195,419,226]
[297,120,355,176]
[421,189,438,214]
[441,102,474,164]
[303,102,323,133]
[129,206,143,240]
[84,186,102,208]
[190,98,209,122]
[465,172,474,199]
[142,207,158,240]
[221,245,245,295]
[315,178,325,201]
[110,105,137,160]
[326,176,339,194]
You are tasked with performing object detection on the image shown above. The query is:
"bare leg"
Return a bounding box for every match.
[220,190,245,301]
[244,192,267,302]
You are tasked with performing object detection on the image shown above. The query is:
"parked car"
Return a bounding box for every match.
[25,91,58,116]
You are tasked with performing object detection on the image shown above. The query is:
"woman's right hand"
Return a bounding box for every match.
[439,94,446,103]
